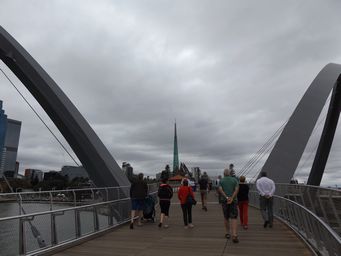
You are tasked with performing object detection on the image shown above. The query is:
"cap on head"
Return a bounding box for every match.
[260,172,267,177]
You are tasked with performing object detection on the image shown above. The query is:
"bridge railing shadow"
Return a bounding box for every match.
[249,189,341,256]
[0,184,159,256]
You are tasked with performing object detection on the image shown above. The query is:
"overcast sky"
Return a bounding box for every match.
[0,0,341,186]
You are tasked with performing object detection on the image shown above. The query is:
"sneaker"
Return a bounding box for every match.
[232,236,239,243]
[188,223,194,228]
[158,223,162,228]
[243,225,248,230]
[184,225,189,229]
[203,206,208,211]
[225,233,231,239]
[130,223,134,229]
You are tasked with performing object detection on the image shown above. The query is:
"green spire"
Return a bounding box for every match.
[173,121,179,172]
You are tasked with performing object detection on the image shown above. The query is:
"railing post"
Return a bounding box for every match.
[73,190,77,207]
[75,209,81,238]
[19,217,26,255]
[51,212,57,246]
[93,206,99,232]
[108,202,113,226]
[18,193,23,215]
[49,192,53,211]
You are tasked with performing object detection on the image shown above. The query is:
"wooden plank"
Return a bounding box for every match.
[52,192,313,256]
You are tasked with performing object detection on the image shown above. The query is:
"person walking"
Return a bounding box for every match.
[219,168,239,243]
[256,172,276,228]
[157,177,173,228]
[130,173,148,229]
[215,175,222,196]
[198,172,209,211]
[237,176,249,230]
[229,164,236,177]
[178,179,195,229]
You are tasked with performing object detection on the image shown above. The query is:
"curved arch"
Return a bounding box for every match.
[0,26,130,188]
[261,63,341,183]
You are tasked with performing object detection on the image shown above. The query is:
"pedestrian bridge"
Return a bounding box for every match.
[51,192,313,256]
[0,184,340,256]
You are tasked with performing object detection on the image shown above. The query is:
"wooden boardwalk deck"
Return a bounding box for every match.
[53,192,313,256]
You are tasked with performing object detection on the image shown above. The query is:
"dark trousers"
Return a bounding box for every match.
[181,203,192,225]
[259,196,273,224]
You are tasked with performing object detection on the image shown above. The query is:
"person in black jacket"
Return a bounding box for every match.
[157,177,173,228]
[198,172,209,211]
[130,173,148,229]
[237,175,249,229]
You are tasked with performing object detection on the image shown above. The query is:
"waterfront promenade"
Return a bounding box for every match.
[52,192,313,256]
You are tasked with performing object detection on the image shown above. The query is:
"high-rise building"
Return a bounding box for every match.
[173,122,179,172]
[25,168,44,182]
[0,101,21,177]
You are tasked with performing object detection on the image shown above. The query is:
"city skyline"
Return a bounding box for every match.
[0,1,341,186]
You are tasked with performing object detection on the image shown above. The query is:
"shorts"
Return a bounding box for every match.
[221,201,238,219]
[160,200,171,216]
[131,199,144,210]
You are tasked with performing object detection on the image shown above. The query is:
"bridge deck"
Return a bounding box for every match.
[53,192,313,256]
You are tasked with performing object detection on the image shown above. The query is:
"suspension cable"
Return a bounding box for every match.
[244,135,278,180]
[0,66,80,166]
[238,122,286,176]
[238,120,287,177]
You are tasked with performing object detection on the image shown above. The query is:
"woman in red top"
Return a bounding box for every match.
[178,179,195,229]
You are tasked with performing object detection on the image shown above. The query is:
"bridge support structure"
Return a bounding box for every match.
[0,26,130,188]
[261,63,341,184]
[307,76,341,186]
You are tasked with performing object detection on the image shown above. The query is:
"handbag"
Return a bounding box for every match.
[186,187,197,205]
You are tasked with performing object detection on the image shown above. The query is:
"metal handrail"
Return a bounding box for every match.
[248,182,341,235]
[0,198,129,222]
[274,183,341,193]
[0,184,159,255]
[0,185,130,197]
[249,191,341,256]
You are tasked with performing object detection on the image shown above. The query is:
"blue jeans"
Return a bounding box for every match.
[259,196,273,224]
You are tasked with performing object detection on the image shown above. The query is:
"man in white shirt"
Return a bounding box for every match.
[256,172,275,228]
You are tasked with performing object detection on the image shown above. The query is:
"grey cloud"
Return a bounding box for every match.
[0,0,340,186]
